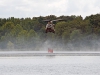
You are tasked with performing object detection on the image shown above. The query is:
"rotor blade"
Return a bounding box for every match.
[57,19,64,21]
[43,20,51,22]
[52,20,58,22]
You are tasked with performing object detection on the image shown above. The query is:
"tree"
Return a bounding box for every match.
[2,22,15,34]
[27,29,38,39]
[55,22,67,38]
[20,18,33,31]
[16,30,28,48]
[27,29,39,49]
[62,27,71,42]
[70,29,81,41]
[10,24,23,37]
[45,15,57,20]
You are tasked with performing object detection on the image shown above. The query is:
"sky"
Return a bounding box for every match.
[0,0,100,18]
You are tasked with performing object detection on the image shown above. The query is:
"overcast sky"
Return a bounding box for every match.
[0,0,100,18]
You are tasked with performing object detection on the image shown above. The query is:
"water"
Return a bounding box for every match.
[0,56,100,75]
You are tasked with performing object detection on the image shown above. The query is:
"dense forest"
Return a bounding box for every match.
[0,14,100,51]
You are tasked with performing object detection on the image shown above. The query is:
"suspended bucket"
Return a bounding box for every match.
[48,48,53,53]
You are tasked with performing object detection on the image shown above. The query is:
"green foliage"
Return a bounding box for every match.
[70,29,81,41]
[2,22,14,34]
[16,30,28,48]
[27,29,38,40]
[55,22,67,37]
[0,14,100,49]
[62,29,70,41]
[9,24,23,37]
[17,30,28,39]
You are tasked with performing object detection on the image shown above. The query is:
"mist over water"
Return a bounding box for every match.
[32,34,100,51]
[41,37,100,51]
[0,34,100,51]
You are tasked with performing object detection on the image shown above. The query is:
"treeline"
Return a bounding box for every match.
[0,14,100,50]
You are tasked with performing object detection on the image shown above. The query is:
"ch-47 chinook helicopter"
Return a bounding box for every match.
[43,19,64,33]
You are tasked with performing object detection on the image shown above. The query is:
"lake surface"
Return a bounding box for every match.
[0,56,100,75]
